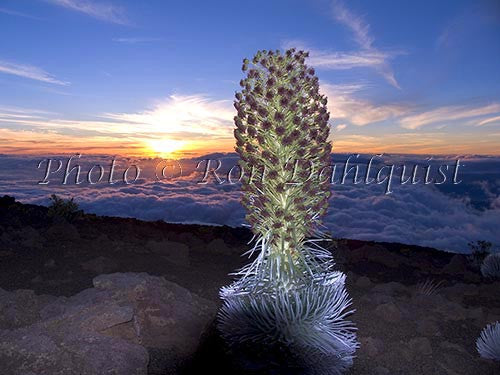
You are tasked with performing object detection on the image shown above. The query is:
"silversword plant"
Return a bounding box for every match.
[477,321,500,361]
[218,49,358,374]
[481,253,500,279]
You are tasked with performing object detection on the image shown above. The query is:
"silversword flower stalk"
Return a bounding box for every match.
[218,49,359,374]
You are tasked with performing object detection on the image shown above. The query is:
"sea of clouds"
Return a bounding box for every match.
[0,153,499,253]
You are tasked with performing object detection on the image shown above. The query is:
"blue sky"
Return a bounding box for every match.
[0,0,499,155]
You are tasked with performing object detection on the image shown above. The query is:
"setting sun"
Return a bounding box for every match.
[147,139,185,156]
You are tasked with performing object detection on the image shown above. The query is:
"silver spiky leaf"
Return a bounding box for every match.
[415,278,444,296]
[219,274,358,375]
[477,321,500,360]
[481,253,500,279]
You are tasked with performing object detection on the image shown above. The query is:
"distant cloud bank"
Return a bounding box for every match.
[1,153,499,253]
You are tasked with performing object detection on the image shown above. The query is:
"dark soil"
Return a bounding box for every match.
[0,195,498,374]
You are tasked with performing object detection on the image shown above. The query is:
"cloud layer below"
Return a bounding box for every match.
[1,153,498,254]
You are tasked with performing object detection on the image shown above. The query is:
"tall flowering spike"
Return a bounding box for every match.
[232,48,332,266]
[219,49,358,375]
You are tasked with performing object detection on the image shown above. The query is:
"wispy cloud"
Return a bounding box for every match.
[399,103,500,129]
[0,7,42,20]
[320,79,500,132]
[103,95,234,138]
[333,131,500,155]
[329,0,402,88]
[284,2,402,88]
[435,8,486,49]
[0,95,235,155]
[112,37,162,44]
[332,0,373,49]
[0,96,234,138]
[283,42,388,69]
[321,83,408,126]
[283,41,403,82]
[477,115,500,126]
[0,60,69,85]
[0,107,113,134]
[44,0,128,25]
[0,106,57,116]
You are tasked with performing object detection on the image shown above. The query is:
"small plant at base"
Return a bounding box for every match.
[468,240,492,269]
[477,321,500,361]
[47,194,82,222]
[481,253,500,279]
[218,49,358,374]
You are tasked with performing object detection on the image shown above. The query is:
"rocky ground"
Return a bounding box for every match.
[0,195,499,374]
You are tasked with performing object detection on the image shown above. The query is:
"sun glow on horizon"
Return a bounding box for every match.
[146,138,186,156]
